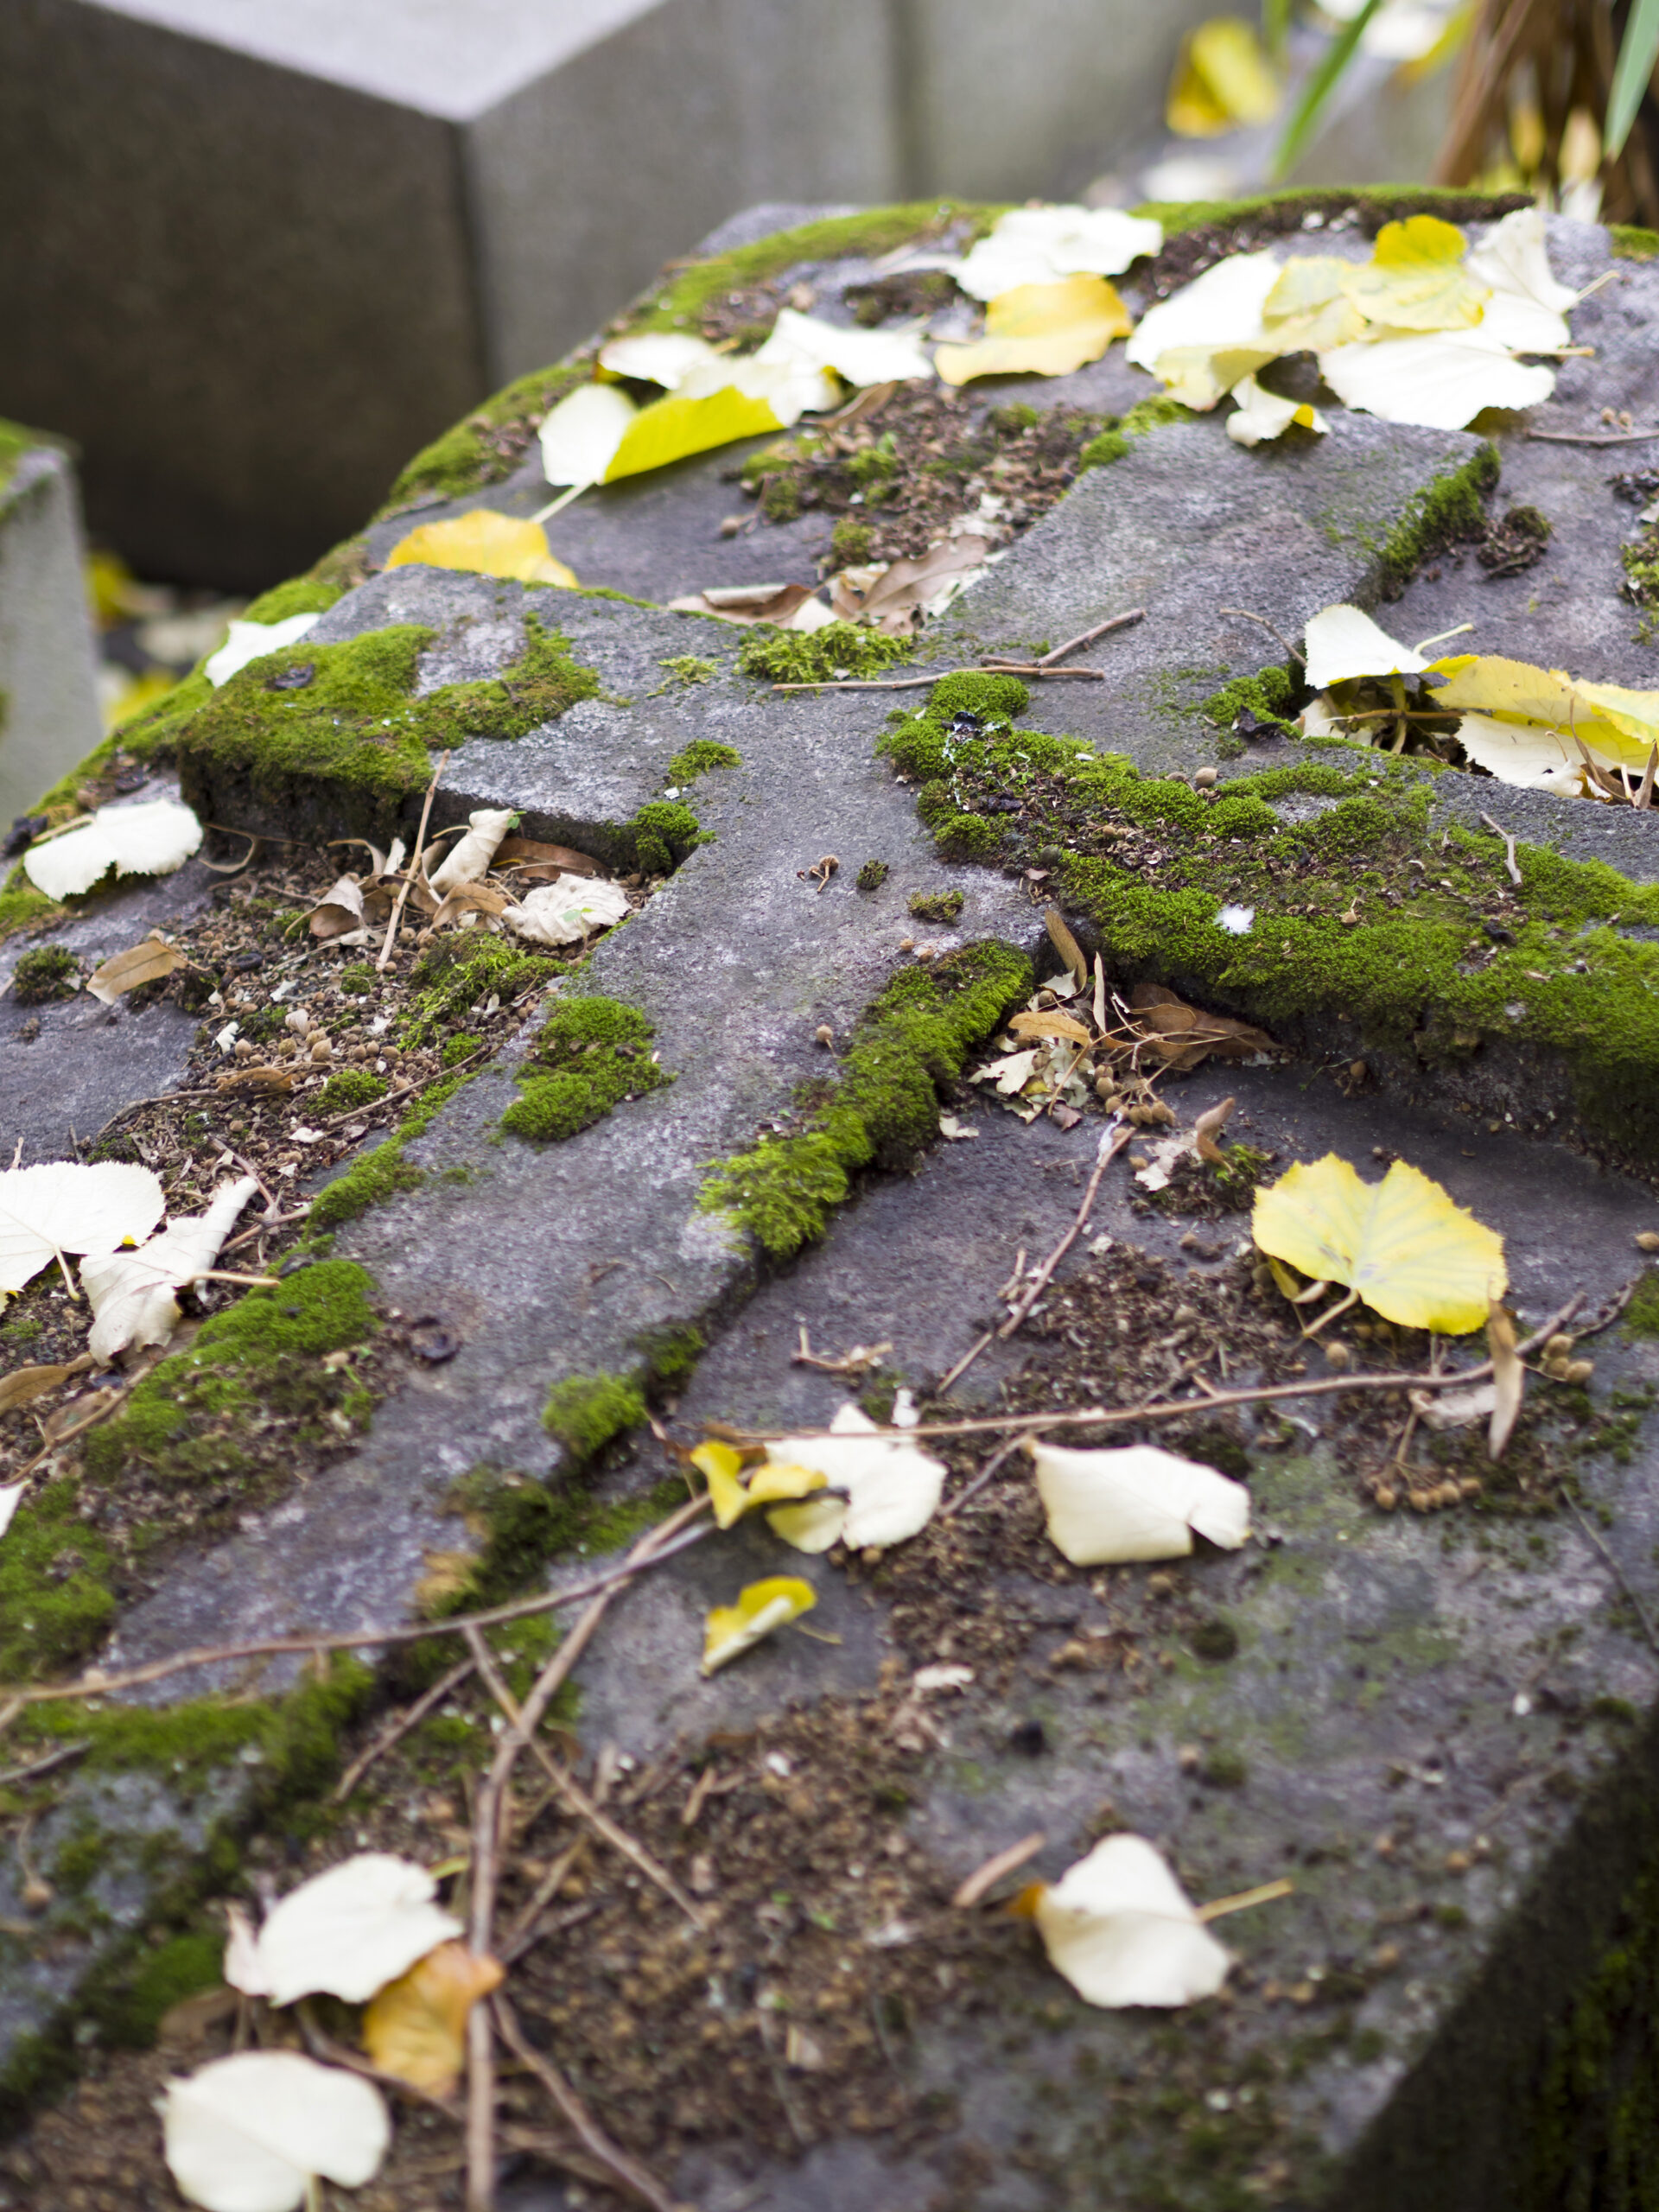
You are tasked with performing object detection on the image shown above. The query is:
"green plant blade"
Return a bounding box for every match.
[1262,0,1292,60]
[1607,0,1659,159]
[1272,0,1389,179]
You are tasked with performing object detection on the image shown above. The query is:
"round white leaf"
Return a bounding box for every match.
[1035,1834,1230,2008]
[503,874,632,948]
[767,1402,946,1549]
[205,614,321,688]
[24,800,203,899]
[597,330,723,387]
[163,2050,390,2212]
[675,352,840,427]
[0,1159,165,1295]
[539,381,638,486]
[81,1175,257,1363]
[1302,603,1427,690]
[955,206,1163,299]
[1317,327,1556,430]
[254,1851,461,2005]
[1031,1440,1250,1565]
[757,308,933,388]
[1125,249,1281,374]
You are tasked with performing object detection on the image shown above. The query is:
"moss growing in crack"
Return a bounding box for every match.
[441,1467,687,1620]
[908,888,963,922]
[1203,664,1300,742]
[315,1066,390,1116]
[658,654,719,689]
[500,993,670,1143]
[10,944,79,1001]
[737,622,913,686]
[628,798,706,876]
[1377,441,1499,594]
[543,1372,647,1459]
[403,932,561,1046]
[1624,1270,1659,1338]
[379,364,589,513]
[637,1321,704,1389]
[1079,394,1192,468]
[415,613,598,747]
[880,674,1659,1165]
[0,1476,116,1679]
[664,738,741,785]
[701,939,1032,1255]
[307,1070,480,1231]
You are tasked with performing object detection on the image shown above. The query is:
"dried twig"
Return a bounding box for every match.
[1196,1876,1294,1923]
[1528,428,1659,442]
[378,752,449,973]
[0,1739,88,1789]
[493,1993,688,2212]
[935,1327,995,1395]
[1477,810,1522,885]
[938,1431,1027,1521]
[1220,607,1305,666]
[773,608,1145,691]
[331,1654,477,1802]
[998,1122,1132,1338]
[1567,1500,1659,1660]
[952,1831,1047,1908]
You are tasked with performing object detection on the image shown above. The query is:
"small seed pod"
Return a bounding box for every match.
[815,1024,834,1046]
[1637,1231,1659,1254]
[1324,1342,1351,1372]
[1193,766,1218,789]
[1094,1075,1117,1102]
[1374,1484,1398,1512]
[1542,1332,1576,1363]
[1459,1476,1484,1501]
[1434,1480,1463,1510]
[1408,1488,1434,1513]
[1146,1100,1176,1127]
[1566,1357,1595,1383]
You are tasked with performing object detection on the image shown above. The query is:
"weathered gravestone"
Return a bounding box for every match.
[8,194,1659,2211]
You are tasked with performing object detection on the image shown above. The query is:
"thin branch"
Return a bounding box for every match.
[1528,427,1659,442]
[1568,1499,1659,1660]
[1478,810,1522,886]
[1220,607,1306,666]
[952,1831,1046,1908]
[331,1654,476,1802]
[0,1739,87,1789]
[1039,609,1146,664]
[938,1431,1027,1521]
[0,1510,714,1708]
[378,752,449,973]
[998,1122,1131,1338]
[493,1993,688,2212]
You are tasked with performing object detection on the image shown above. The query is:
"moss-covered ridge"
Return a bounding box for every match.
[502,993,671,1143]
[701,939,1032,1256]
[884,671,1659,1164]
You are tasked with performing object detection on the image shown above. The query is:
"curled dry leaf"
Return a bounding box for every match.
[204,613,321,688]
[1029,1834,1231,2009]
[765,1402,947,1551]
[1193,1094,1236,1164]
[222,1902,269,1998]
[0,1159,164,1297]
[667,581,836,632]
[80,1176,259,1363]
[23,799,203,900]
[428,807,517,897]
[1302,603,1429,690]
[0,1352,94,1416]
[690,1440,826,1529]
[252,1851,462,2006]
[0,1482,23,1543]
[1009,1008,1093,1045]
[1251,1153,1507,1334]
[502,874,632,947]
[702,1574,818,1675]
[385,509,576,588]
[85,931,188,1004]
[361,1938,505,2096]
[495,835,602,877]
[306,874,367,942]
[1122,982,1276,1071]
[1224,374,1327,448]
[215,1065,295,1095]
[1486,1302,1524,1460]
[828,535,992,632]
[953,205,1162,299]
[162,2050,390,2212]
[1410,1381,1497,1431]
[1029,1440,1250,1564]
[936,275,1132,386]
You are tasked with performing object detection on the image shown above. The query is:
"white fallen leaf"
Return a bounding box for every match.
[757,306,933,387]
[673,351,840,428]
[954,206,1164,300]
[428,807,517,898]
[501,873,632,947]
[253,1852,462,2006]
[204,614,321,688]
[1317,326,1556,430]
[938,1112,978,1140]
[912,1662,974,1693]
[1030,1440,1250,1563]
[976,1046,1039,1095]
[1450,710,1588,791]
[1409,1381,1497,1430]
[222,1903,270,1998]
[538,380,639,486]
[667,581,835,632]
[1302,604,1428,689]
[81,1176,258,1363]
[1299,691,1344,737]
[162,2050,390,2212]
[1216,903,1254,935]
[596,331,723,387]
[1033,1834,1230,2008]
[1464,207,1576,353]
[1134,1131,1192,1192]
[766,1402,945,1550]
[0,1482,22,1542]
[0,1160,164,1296]
[1125,249,1281,406]
[23,799,203,900]
[1225,373,1327,448]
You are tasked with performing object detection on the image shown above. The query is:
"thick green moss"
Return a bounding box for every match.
[628,798,706,875]
[1080,394,1192,468]
[1204,664,1300,743]
[1611,225,1659,261]
[737,622,914,685]
[0,1478,116,1679]
[314,1066,390,1116]
[500,993,670,1142]
[308,1135,426,1230]
[856,860,890,893]
[701,939,1032,1255]
[403,932,561,1046]
[880,676,1659,1163]
[415,613,599,747]
[11,944,79,1002]
[1378,442,1499,594]
[665,738,741,785]
[543,1372,647,1459]
[909,889,963,921]
[0,416,36,499]
[1131,182,1529,236]
[1624,1270,1659,1338]
[658,654,719,689]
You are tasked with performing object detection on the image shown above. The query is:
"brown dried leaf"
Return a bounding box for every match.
[1486,1302,1523,1459]
[666,582,824,628]
[86,934,186,1005]
[429,883,511,931]
[1128,982,1277,1068]
[1009,1008,1093,1045]
[495,836,602,878]
[1045,906,1088,992]
[361,1940,505,2095]
[307,875,368,942]
[0,1353,94,1415]
[1194,1095,1236,1165]
[214,1065,295,1095]
[830,536,992,633]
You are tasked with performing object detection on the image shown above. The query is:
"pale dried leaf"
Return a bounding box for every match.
[501,874,632,947]
[596,330,723,386]
[667,582,835,632]
[1317,327,1555,431]
[1487,1302,1524,1459]
[1303,604,1427,689]
[429,808,517,897]
[1033,1834,1230,2008]
[1125,250,1281,407]
[162,2050,390,2212]
[1031,1440,1250,1563]
[0,1482,22,1543]
[24,800,203,899]
[253,1852,462,2006]
[1224,374,1327,448]
[758,306,933,386]
[766,1402,946,1549]
[204,613,321,688]
[81,1176,259,1363]
[828,537,990,630]
[0,1160,164,1296]
[953,206,1162,299]
[306,875,367,941]
[361,1939,505,2095]
[0,1353,93,1415]
[539,380,638,486]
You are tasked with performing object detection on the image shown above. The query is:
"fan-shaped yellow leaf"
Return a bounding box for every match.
[935,276,1132,387]
[1262,257,1367,352]
[1429,657,1652,773]
[1252,1154,1505,1334]
[362,1940,504,2096]
[604,385,785,480]
[1166,17,1280,137]
[701,1575,817,1675]
[690,1440,824,1529]
[385,510,576,588]
[1340,216,1489,333]
[1568,680,1659,759]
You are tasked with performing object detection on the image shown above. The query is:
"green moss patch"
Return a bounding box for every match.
[880,673,1659,1164]
[665,738,741,785]
[701,938,1031,1256]
[627,798,706,876]
[10,944,79,1002]
[1611,225,1659,261]
[307,1070,478,1232]
[314,1066,391,1116]
[1079,393,1192,469]
[241,577,345,626]
[543,1372,648,1459]
[736,622,913,685]
[500,994,669,1143]
[856,860,890,893]
[379,364,590,514]
[908,888,963,923]
[402,932,561,1047]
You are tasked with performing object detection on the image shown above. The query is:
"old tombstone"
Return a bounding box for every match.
[0,426,101,836]
[6,193,1659,2212]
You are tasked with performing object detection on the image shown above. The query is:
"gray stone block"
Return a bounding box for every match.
[0,0,1221,586]
[0,433,102,831]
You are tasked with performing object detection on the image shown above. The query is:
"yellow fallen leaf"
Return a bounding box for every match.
[1567,679,1659,762]
[1430,656,1653,775]
[1340,216,1489,333]
[386,511,576,588]
[1252,1154,1506,1335]
[691,1440,825,1529]
[701,1575,817,1675]
[935,276,1132,387]
[362,1940,504,2096]
[1261,257,1366,353]
[604,385,785,480]
[1166,16,1279,137]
